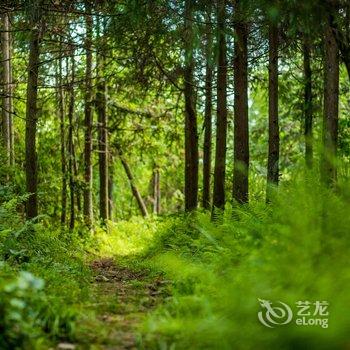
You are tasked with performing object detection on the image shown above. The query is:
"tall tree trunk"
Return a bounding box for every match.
[202,3,213,210]
[233,2,249,204]
[57,39,67,225]
[116,146,148,217]
[96,43,108,221]
[266,22,279,199]
[321,19,339,185]
[83,1,94,227]
[303,38,313,169]
[212,0,227,214]
[1,11,13,168]
[68,50,75,229]
[25,24,42,219]
[184,0,198,211]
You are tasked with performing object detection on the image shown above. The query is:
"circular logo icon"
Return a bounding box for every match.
[258,298,293,328]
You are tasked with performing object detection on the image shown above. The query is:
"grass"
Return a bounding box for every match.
[1,173,350,349]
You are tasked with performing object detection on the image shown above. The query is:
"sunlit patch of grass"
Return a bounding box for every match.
[92,217,164,257]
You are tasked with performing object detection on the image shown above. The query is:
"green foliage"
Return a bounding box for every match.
[0,189,92,349]
[136,175,350,349]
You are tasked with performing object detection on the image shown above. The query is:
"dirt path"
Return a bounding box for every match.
[59,258,169,350]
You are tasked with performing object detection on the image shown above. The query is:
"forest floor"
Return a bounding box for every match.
[56,258,169,350]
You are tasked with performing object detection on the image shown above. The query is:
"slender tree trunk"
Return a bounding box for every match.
[57,39,67,225]
[116,146,148,217]
[25,25,42,219]
[96,45,108,221]
[153,165,161,215]
[184,0,198,211]
[1,12,13,168]
[321,19,339,185]
[108,156,114,221]
[233,3,249,204]
[202,3,213,210]
[266,22,279,199]
[68,50,75,229]
[212,0,227,214]
[303,38,313,169]
[72,139,81,211]
[83,1,94,227]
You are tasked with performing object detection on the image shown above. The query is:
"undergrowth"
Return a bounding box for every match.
[133,175,350,349]
[0,187,91,349]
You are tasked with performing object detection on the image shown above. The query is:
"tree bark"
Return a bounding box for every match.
[212,0,228,214]
[96,38,108,221]
[83,1,94,227]
[303,38,313,169]
[267,22,279,199]
[184,0,199,211]
[202,3,213,210]
[1,11,13,169]
[25,25,42,219]
[57,38,67,225]
[321,19,339,185]
[116,146,148,217]
[233,3,249,204]
[68,50,75,229]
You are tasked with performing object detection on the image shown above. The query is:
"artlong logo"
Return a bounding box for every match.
[258,299,293,328]
[258,299,329,329]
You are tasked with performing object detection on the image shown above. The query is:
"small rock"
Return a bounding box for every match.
[57,343,76,350]
[95,274,110,282]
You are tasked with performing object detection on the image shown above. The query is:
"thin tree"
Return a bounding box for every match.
[266,21,279,199]
[212,0,228,215]
[202,3,213,210]
[96,32,108,221]
[67,48,76,229]
[25,8,43,219]
[321,18,339,185]
[184,0,199,211]
[57,38,67,225]
[152,164,161,215]
[233,0,249,204]
[303,37,313,169]
[116,145,148,217]
[1,10,14,168]
[83,0,94,227]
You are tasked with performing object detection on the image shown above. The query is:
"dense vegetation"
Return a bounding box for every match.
[1,0,350,349]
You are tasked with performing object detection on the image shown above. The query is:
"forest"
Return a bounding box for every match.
[0,0,350,349]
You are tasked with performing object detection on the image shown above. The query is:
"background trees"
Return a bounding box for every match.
[0,0,348,223]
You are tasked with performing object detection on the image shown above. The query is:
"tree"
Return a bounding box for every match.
[83,1,94,227]
[233,0,249,204]
[96,33,109,221]
[57,37,67,225]
[153,164,161,215]
[321,18,339,185]
[25,9,43,219]
[266,21,279,198]
[184,0,199,211]
[212,0,228,214]
[303,37,313,169]
[67,48,76,229]
[1,10,14,169]
[202,3,213,210]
